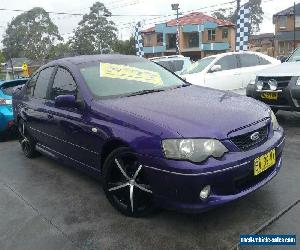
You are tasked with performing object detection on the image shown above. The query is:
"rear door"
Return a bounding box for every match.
[204,55,242,90]
[22,67,55,146]
[44,66,100,168]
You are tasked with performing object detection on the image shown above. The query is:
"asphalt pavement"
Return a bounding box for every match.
[0,111,299,250]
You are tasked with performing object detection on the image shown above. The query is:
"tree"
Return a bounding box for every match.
[70,2,118,55]
[2,7,62,60]
[113,37,136,55]
[0,50,5,63]
[212,0,263,35]
[47,42,74,59]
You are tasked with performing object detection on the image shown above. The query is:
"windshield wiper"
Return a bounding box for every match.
[127,89,165,97]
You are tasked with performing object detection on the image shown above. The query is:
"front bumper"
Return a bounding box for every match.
[0,105,14,132]
[140,130,285,212]
[246,77,300,111]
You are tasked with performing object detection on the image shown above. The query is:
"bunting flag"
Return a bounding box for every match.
[134,22,144,57]
[236,2,250,51]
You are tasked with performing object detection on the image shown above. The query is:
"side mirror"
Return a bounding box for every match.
[280,56,287,63]
[210,64,222,72]
[55,95,77,108]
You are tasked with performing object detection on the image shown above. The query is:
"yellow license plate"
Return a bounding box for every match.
[254,149,276,176]
[261,92,278,100]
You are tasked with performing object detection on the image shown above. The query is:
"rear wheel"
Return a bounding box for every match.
[18,119,38,158]
[103,147,155,217]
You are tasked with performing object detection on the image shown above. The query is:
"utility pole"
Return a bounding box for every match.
[294,2,296,50]
[171,3,180,55]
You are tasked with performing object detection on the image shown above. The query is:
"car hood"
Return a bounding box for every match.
[257,61,300,77]
[99,86,270,139]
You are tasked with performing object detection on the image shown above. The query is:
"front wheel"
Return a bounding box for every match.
[103,147,156,217]
[18,119,38,158]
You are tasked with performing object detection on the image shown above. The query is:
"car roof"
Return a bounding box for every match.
[47,54,147,67]
[204,51,271,59]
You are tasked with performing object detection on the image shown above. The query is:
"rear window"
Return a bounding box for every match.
[239,54,260,67]
[155,60,184,72]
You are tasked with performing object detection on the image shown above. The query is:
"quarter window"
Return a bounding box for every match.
[51,67,77,100]
[34,67,55,99]
[215,55,237,71]
[208,29,216,41]
[26,73,38,96]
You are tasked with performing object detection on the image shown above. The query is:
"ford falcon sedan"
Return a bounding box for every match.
[12,55,285,217]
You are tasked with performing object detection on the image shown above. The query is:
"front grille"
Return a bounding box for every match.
[230,125,269,151]
[257,76,292,89]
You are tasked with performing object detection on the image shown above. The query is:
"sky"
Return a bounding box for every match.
[0,0,297,48]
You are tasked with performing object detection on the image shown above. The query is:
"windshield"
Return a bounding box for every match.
[183,57,216,74]
[79,58,186,99]
[287,48,300,62]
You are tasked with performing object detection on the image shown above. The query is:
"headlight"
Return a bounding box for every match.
[162,139,228,163]
[248,75,257,85]
[270,110,280,131]
[256,80,264,90]
[296,77,300,86]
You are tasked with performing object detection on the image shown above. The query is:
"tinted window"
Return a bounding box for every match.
[239,54,260,67]
[51,67,77,99]
[258,56,271,65]
[26,73,39,96]
[156,60,184,72]
[34,67,54,99]
[216,55,237,70]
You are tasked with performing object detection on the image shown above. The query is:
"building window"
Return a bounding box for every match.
[157,33,163,46]
[278,16,287,29]
[167,34,176,49]
[143,34,152,47]
[222,28,228,39]
[208,29,216,41]
[188,32,199,47]
[296,16,300,28]
[279,41,285,54]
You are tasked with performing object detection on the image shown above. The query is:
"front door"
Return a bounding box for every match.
[45,66,101,168]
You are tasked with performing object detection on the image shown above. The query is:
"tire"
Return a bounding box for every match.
[18,119,38,158]
[103,147,156,217]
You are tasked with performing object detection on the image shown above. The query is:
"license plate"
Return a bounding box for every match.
[261,92,278,100]
[254,149,276,176]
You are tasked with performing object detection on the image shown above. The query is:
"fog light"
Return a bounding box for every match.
[200,185,211,200]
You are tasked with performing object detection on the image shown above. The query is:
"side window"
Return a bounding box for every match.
[26,73,39,96]
[34,67,55,99]
[258,56,271,65]
[239,54,260,68]
[216,55,237,71]
[51,67,77,100]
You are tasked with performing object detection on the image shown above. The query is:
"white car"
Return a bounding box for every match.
[181,51,280,94]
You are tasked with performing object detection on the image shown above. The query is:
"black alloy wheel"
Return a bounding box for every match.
[103,147,155,217]
[18,119,38,158]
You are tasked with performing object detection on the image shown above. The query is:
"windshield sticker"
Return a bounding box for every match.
[100,62,163,85]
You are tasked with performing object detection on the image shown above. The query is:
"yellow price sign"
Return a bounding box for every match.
[22,63,29,77]
[100,62,163,86]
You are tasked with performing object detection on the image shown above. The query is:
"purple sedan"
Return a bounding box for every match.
[12,55,285,217]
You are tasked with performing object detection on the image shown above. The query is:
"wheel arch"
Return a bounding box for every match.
[100,138,130,169]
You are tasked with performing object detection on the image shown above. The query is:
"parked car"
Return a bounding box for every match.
[13,55,284,217]
[181,52,280,93]
[247,47,300,113]
[150,55,192,75]
[0,78,28,140]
